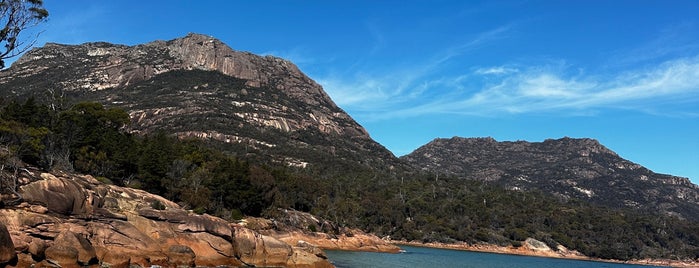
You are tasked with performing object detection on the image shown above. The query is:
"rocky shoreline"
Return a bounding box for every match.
[242,210,401,254]
[0,169,332,268]
[391,240,699,268]
[0,168,403,268]
[264,230,401,254]
[2,168,697,268]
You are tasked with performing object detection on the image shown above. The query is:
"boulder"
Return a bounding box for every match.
[13,253,34,268]
[28,239,47,259]
[234,226,293,266]
[19,173,92,216]
[232,226,334,267]
[166,245,195,267]
[168,232,241,267]
[288,247,335,268]
[296,240,327,259]
[524,238,551,252]
[44,245,79,268]
[3,169,332,268]
[94,247,167,268]
[53,230,97,265]
[176,213,233,240]
[93,248,130,268]
[137,208,232,239]
[0,223,16,264]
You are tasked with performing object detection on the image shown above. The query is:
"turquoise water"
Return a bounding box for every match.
[325,246,668,268]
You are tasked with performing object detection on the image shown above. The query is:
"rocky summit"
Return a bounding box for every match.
[0,33,398,172]
[402,137,699,220]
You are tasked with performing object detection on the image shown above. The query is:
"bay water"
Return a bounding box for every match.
[325,245,668,268]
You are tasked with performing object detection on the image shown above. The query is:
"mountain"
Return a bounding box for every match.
[401,136,699,220]
[0,33,399,174]
[2,33,699,263]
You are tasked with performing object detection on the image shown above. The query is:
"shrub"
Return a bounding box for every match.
[151,200,166,210]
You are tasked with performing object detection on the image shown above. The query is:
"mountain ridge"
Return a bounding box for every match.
[402,136,699,220]
[0,33,399,172]
[3,33,356,133]
[3,33,698,222]
[2,33,699,263]
[5,33,699,222]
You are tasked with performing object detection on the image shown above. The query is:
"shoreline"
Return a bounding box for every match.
[389,240,698,268]
[242,212,698,267]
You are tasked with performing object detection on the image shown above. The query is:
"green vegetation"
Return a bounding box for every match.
[1,98,698,261]
[0,98,274,217]
[0,0,49,68]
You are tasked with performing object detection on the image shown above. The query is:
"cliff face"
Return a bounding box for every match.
[0,33,397,171]
[5,33,334,109]
[0,168,332,268]
[402,137,699,220]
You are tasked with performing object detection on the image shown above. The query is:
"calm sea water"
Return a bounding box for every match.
[325,246,669,268]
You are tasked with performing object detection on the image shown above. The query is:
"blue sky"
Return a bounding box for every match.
[11,1,699,182]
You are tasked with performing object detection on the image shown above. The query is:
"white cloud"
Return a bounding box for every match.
[474,66,519,75]
[319,25,515,112]
[464,56,699,114]
[322,55,699,121]
[317,77,392,108]
[313,19,699,121]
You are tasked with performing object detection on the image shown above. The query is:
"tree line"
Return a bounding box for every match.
[0,98,275,218]
[1,97,698,261]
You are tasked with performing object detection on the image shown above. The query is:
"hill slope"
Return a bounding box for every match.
[0,33,399,173]
[401,136,699,220]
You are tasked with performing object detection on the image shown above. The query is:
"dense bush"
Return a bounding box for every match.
[1,98,698,261]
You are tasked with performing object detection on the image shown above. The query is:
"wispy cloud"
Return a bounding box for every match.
[320,25,515,110]
[429,24,513,69]
[322,53,699,121]
[311,17,699,122]
[364,20,386,55]
[474,66,519,75]
[608,22,699,68]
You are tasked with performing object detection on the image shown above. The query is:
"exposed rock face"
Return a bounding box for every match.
[0,168,332,267]
[0,33,399,171]
[5,33,329,105]
[19,173,94,216]
[0,222,15,265]
[272,230,401,254]
[244,209,401,253]
[0,33,354,135]
[394,238,586,260]
[402,137,699,220]
[50,230,97,265]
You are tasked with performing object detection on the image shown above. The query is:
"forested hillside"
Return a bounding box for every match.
[402,137,699,221]
[0,34,402,175]
[1,99,698,261]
